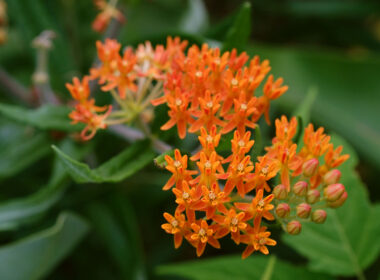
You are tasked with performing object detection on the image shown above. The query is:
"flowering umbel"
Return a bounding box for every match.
[66,37,349,258]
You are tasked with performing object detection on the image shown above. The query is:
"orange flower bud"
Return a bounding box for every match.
[273,184,287,200]
[307,189,320,204]
[327,191,348,208]
[324,183,345,202]
[286,220,302,235]
[323,169,341,185]
[275,203,290,218]
[302,158,319,177]
[296,203,311,219]
[311,209,327,224]
[293,181,308,196]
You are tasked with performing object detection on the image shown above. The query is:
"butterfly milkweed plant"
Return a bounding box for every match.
[67,36,350,258]
[0,1,379,280]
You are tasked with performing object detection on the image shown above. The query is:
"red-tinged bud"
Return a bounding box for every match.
[312,209,327,224]
[275,203,290,218]
[286,220,302,235]
[273,184,288,200]
[328,191,348,208]
[307,189,320,204]
[323,169,341,185]
[302,158,319,177]
[293,181,308,196]
[296,203,311,219]
[324,183,345,202]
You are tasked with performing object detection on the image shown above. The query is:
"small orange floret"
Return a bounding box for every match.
[241,227,276,258]
[190,220,220,257]
[163,149,196,191]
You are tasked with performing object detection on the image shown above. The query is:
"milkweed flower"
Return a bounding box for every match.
[65,36,350,259]
[92,0,125,33]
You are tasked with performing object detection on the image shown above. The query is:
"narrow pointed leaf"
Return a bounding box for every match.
[156,255,332,280]
[52,140,155,183]
[0,139,86,231]
[0,103,82,132]
[222,2,251,52]
[87,195,146,280]
[0,212,89,280]
[292,87,318,146]
[179,0,209,33]
[0,132,50,179]
[283,135,380,277]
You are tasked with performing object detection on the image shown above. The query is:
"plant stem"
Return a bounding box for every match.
[260,255,277,280]
[109,124,171,153]
[0,67,31,104]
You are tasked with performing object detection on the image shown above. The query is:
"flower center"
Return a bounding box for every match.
[175,99,182,106]
[199,228,206,236]
[204,161,212,169]
[237,163,244,172]
[238,140,245,147]
[182,192,190,200]
[208,191,216,200]
[195,71,203,78]
[259,237,266,245]
[231,79,238,86]
[261,166,268,175]
[258,199,265,209]
[174,160,182,168]
[231,217,238,225]
[240,103,247,110]
[206,101,213,108]
[206,135,213,143]
[171,219,178,227]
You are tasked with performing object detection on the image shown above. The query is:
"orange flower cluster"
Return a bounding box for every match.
[66,76,112,140]
[152,44,287,138]
[66,37,188,140]
[92,0,125,33]
[65,37,350,259]
[161,116,349,258]
[161,133,277,258]
[153,39,349,258]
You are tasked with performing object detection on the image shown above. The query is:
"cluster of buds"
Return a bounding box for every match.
[92,0,125,33]
[0,0,7,45]
[66,36,349,258]
[270,118,349,234]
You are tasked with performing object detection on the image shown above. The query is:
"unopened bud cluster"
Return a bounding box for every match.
[271,123,349,235]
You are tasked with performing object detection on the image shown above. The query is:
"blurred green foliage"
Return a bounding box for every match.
[0,0,379,279]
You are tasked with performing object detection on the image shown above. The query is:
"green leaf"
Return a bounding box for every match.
[222,2,251,52]
[0,139,86,231]
[86,195,146,280]
[156,255,332,280]
[0,103,82,132]
[292,87,318,146]
[0,132,50,179]
[154,149,174,169]
[283,135,380,278]
[52,140,155,183]
[247,44,380,167]
[292,86,318,126]
[0,212,89,280]
[179,0,209,33]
